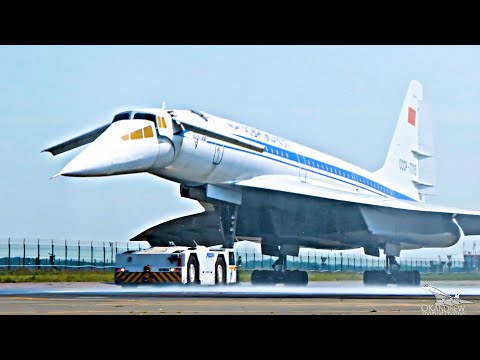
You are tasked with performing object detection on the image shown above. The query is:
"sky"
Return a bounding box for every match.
[1,45,480,258]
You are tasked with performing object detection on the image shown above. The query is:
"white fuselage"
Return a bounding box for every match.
[152,110,416,202]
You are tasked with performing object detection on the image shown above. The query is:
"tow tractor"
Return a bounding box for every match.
[115,245,238,286]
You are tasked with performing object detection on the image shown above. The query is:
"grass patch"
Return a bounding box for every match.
[0,269,113,283]
[421,272,480,281]
[1,269,479,283]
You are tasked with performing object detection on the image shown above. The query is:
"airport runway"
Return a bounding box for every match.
[0,281,479,315]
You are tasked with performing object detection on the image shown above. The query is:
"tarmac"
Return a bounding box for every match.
[0,281,479,315]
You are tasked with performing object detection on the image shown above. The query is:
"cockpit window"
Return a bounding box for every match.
[112,112,131,122]
[133,113,156,122]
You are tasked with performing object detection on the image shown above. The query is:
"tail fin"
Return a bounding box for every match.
[375,80,435,202]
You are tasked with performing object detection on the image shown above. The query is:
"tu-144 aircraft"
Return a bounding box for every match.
[43,80,480,286]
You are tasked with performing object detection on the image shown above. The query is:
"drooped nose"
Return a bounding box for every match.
[59,120,168,177]
[59,150,90,176]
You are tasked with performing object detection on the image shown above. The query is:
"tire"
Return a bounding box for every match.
[271,271,283,284]
[251,270,276,285]
[258,270,270,284]
[215,256,226,285]
[284,270,295,285]
[363,270,372,285]
[412,270,421,286]
[251,270,261,285]
[186,256,199,285]
[283,270,307,286]
[300,271,309,286]
[291,270,303,285]
[364,270,388,286]
[393,271,410,286]
[394,270,421,286]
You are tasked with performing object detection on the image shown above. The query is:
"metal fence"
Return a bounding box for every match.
[0,238,477,273]
[235,251,474,273]
[0,238,149,270]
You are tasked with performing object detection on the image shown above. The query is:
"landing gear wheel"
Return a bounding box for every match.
[284,270,295,285]
[301,271,309,285]
[394,270,421,286]
[271,271,283,284]
[412,270,421,286]
[363,270,389,286]
[251,270,277,285]
[253,270,266,284]
[393,271,409,286]
[186,256,199,285]
[251,270,261,285]
[283,270,308,285]
[215,257,226,285]
[260,270,275,284]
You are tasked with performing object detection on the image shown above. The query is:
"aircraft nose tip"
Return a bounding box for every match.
[49,173,62,180]
[59,153,88,177]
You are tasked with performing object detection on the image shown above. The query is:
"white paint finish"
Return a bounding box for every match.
[375,80,423,201]
[116,246,185,272]
[60,120,163,176]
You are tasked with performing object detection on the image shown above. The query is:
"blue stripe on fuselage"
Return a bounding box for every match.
[175,131,415,201]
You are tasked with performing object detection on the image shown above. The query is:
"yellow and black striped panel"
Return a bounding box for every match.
[115,272,182,284]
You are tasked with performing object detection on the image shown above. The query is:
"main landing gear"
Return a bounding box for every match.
[363,255,420,286]
[214,196,309,286]
[250,254,309,286]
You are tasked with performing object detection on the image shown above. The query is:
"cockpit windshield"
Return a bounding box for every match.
[112,111,157,123]
[112,112,131,122]
[133,113,156,122]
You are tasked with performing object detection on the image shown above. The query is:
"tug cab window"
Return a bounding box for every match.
[133,113,156,122]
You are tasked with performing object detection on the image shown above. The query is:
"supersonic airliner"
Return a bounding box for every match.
[43,80,480,286]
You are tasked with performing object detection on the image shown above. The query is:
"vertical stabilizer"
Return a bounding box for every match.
[375,80,435,202]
